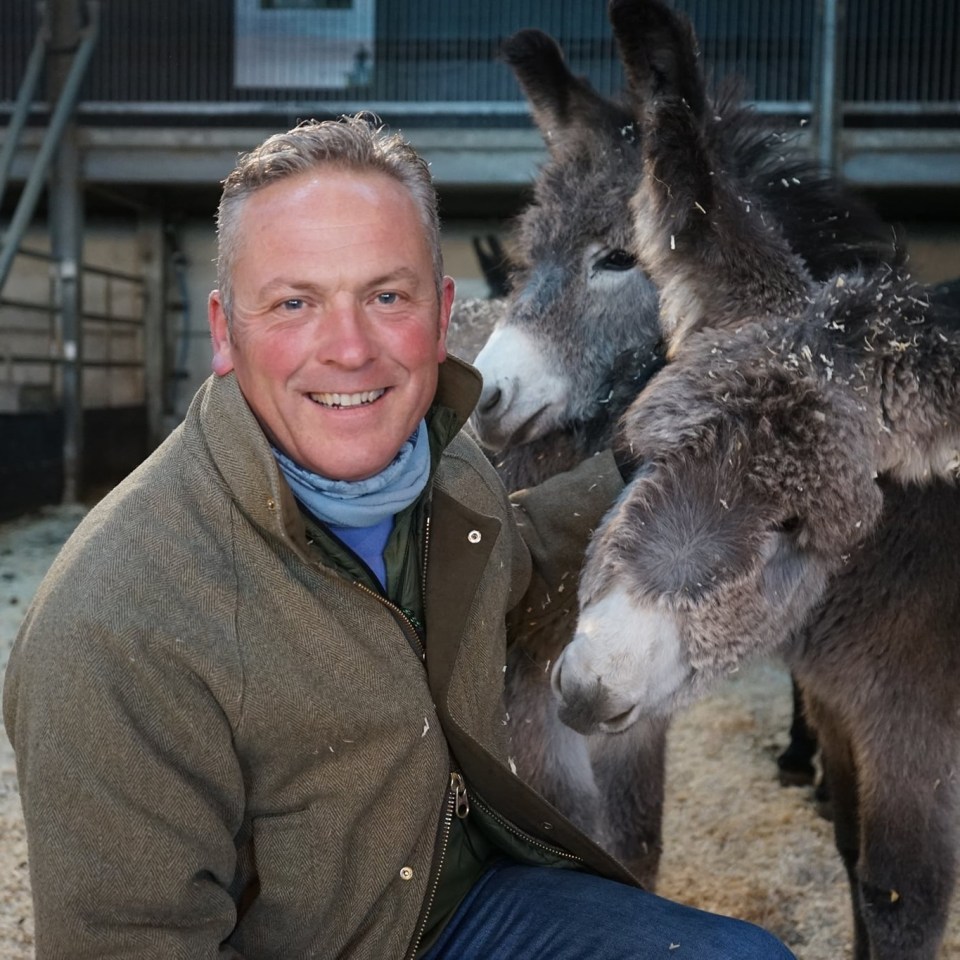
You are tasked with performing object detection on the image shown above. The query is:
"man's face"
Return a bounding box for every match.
[209,169,454,481]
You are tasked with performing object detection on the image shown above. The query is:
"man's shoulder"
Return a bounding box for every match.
[437,430,509,507]
[40,428,233,604]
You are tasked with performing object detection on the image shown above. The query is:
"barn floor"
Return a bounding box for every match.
[2,505,959,958]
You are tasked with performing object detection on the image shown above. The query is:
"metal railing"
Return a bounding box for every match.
[0,244,145,414]
[0,1,99,293]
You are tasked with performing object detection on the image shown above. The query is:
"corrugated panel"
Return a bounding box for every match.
[846,0,960,110]
[0,0,956,116]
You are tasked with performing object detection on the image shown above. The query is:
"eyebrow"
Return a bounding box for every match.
[366,267,423,289]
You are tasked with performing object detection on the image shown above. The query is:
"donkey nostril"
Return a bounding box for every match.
[478,385,502,415]
[549,656,564,699]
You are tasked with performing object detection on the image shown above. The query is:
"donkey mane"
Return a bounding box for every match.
[709,78,898,281]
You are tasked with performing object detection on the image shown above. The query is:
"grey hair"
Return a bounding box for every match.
[215,113,444,323]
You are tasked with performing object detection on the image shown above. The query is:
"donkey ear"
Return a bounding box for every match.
[609,0,810,354]
[502,29,630,154]
[609,0,706,122]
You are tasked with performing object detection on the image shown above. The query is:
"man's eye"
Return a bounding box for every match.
[376,292,399,305]
[281,299,305,311]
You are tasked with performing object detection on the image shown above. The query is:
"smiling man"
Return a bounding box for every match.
[208,165,454,483]
[4,115,794,960]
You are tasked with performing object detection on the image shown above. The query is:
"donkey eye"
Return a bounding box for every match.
[776,516,803,535]
[596,249,637,272]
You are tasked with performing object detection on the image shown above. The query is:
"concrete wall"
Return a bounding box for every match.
[0,221,146,412]
[899,222,960,286]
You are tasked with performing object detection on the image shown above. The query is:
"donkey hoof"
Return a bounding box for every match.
[776,752,817,787]
[778,766,816,788]
[813,779,834,821]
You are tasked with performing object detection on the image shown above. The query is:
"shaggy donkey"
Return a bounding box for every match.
[552,1,960,957]
[472,16,906,883]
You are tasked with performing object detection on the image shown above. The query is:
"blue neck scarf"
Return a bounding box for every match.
[272,419,431,529]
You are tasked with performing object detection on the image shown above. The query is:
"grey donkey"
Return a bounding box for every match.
[471,11,921,887]
[551,1,960,957]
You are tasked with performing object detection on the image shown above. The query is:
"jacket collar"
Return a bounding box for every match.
[433,354,483,431]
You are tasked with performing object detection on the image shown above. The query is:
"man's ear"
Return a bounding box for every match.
[437,276,456,363]
[208,290,235,376]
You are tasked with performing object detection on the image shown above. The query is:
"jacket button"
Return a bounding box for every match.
[399,866,414,881]
[467,530,482,544]
[540,820,553,831]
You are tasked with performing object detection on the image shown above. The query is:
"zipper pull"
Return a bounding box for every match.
[449,772,470,819]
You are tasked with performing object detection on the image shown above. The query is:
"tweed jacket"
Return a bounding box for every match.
[4,357,635,960]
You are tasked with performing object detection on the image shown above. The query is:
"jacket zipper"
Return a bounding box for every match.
[471,791,584,864]
[350,499,433,662]
[404,771,471,960]
[352,580,425,661]
[421,514,431,616]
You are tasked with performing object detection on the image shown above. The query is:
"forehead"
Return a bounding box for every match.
[240,167,418,227]
[228,168,435,289]
[520,145,643,254]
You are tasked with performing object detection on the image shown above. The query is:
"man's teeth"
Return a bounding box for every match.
[310,389,385,408]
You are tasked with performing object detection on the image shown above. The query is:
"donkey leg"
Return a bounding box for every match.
[855,732,959,960]
[587,714,668,888]
[776,674,818,787]
[804,695,869,960]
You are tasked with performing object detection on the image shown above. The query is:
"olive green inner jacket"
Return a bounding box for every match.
[4,357,636,960]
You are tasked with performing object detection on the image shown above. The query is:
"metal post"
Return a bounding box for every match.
[48,0,88,503]
[814,0,846,176]
[138,213,167,452]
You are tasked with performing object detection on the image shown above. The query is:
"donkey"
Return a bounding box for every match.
[550,1,960,957]
[471,13,904,885]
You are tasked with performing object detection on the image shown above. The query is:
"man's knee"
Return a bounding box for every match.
[721,918,796,960]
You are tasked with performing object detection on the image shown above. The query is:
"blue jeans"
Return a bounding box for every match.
[421,862,795,959]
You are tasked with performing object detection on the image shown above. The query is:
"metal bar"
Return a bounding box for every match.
[0,324,55,334]
[0,296,58,313]
[48,99,539,115]
[137,213,165,450]
[81,263,144,284]
[49,0,100,504]
[0,326,53,337]
[24,98,826,117]
[0,1,100,295]
[10,246,55,262]
[104,274,113,404]
[8,245,145,282]
[840,101,960,115]
[0,2,50,208]
[4,95,956,117]
[0,354,143,369]
[814,0,844,174]
[80,311,142,326]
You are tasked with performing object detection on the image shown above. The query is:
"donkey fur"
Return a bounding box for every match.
[471,2,949,897]
[553,2,960,957]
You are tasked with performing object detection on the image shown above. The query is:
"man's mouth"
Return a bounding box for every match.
[309,388,386,409]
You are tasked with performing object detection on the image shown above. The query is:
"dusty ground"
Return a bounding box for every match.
[1,300,959,957]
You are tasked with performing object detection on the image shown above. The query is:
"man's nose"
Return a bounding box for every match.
[320,298,377,366]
